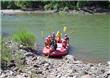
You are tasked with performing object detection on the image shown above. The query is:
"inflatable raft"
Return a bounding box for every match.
[43,41,69,57]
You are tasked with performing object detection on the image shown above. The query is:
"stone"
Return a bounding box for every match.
[33,64,39,68]
[13,67,19,71]
[64,55,75,61]
[32,57,37,61]
[107,61,110,65]
[8,63,16,68]
[19,69,23,73]
[25,52,34,57]
[44,63,50,67]
[40,60,48,65]
[81,75,92,78]
[0,73,6,78]
[36,71,43,74]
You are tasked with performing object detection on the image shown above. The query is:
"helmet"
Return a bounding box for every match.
[65,34,67,37]
[48,36,51,38]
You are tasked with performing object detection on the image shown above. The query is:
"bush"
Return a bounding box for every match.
[63,6,69,11]
[12,30,36,48]
[1,41,12,70]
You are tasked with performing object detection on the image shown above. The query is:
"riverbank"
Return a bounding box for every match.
[1,9,110,15]
[0,40,110,78]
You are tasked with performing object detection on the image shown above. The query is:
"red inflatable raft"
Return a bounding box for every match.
[43,42,69,57]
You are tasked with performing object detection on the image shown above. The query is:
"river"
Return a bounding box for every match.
[1,13,110,63]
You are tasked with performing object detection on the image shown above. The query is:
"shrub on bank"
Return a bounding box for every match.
[12,30,36,48]
[1,41,12,70]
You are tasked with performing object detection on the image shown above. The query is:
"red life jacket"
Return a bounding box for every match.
[62,40,67,48]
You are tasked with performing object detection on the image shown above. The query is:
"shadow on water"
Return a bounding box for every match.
[68,45,76,56]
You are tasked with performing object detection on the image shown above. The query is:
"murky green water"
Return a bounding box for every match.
[2,13,110,63]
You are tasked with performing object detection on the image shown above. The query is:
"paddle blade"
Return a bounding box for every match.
[63,26,67,32]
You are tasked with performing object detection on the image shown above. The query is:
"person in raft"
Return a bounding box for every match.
[62,34,69,48]
[50,32,57,50]
[56,31,62,43]
[44,37,50,48]
[64,34,69,44]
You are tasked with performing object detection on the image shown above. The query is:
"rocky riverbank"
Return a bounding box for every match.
[1,8,110,15]
[0,40,110,78]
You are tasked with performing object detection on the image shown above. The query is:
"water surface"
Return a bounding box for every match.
[2,13,110,63]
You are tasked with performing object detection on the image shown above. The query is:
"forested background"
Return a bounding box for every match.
[1,1,110,11]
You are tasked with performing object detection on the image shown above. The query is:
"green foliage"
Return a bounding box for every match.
[76,1,88,10]
[14,1,32,9]
[1,1,110,10]
[1,40,12,70]
[12,30,36,48]
[1,41,12,62]
[63,6,69,11]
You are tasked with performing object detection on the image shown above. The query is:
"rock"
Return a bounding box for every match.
[101,69,105,73]
[81,75,92,78]
[10,60,15,63]
[13,67,19,71]
[32,57,37,61]
[72,75,77,78]
[0,73,6,78]
[25,52,35,57]
[19,69,23,73]
[33,64,39,68]
[64,55,75,60]
[63,55,75,63]
[40,60,48,65]
[8,61,16,68]
[16,75,25,78]
[20,57,27,65]
[36,71,43,74]
[9,70,14,75]
[107,61,110,65]
[44,63,50,67]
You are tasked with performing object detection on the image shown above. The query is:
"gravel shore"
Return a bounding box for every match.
[0,41,110,78]
[1,9,109,15]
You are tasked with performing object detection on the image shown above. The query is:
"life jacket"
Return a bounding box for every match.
[56,37,62,43]
[45,37,51,48]
[62,40,67,48]
[56,31,62,43]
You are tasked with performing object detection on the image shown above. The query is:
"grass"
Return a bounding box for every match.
[12,30,36,48]
[1,40,13,70]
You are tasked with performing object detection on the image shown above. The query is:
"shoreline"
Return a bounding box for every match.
[1,9,110,15]
[1,40,110,78]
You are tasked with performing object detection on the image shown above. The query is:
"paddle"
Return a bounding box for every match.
[63,26,67,33]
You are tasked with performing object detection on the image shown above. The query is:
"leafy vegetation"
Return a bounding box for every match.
[1,1,110,10]
[0,40,12,70]
[12,30,36,48]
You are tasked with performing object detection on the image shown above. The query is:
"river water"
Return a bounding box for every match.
[1,13,110,63]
